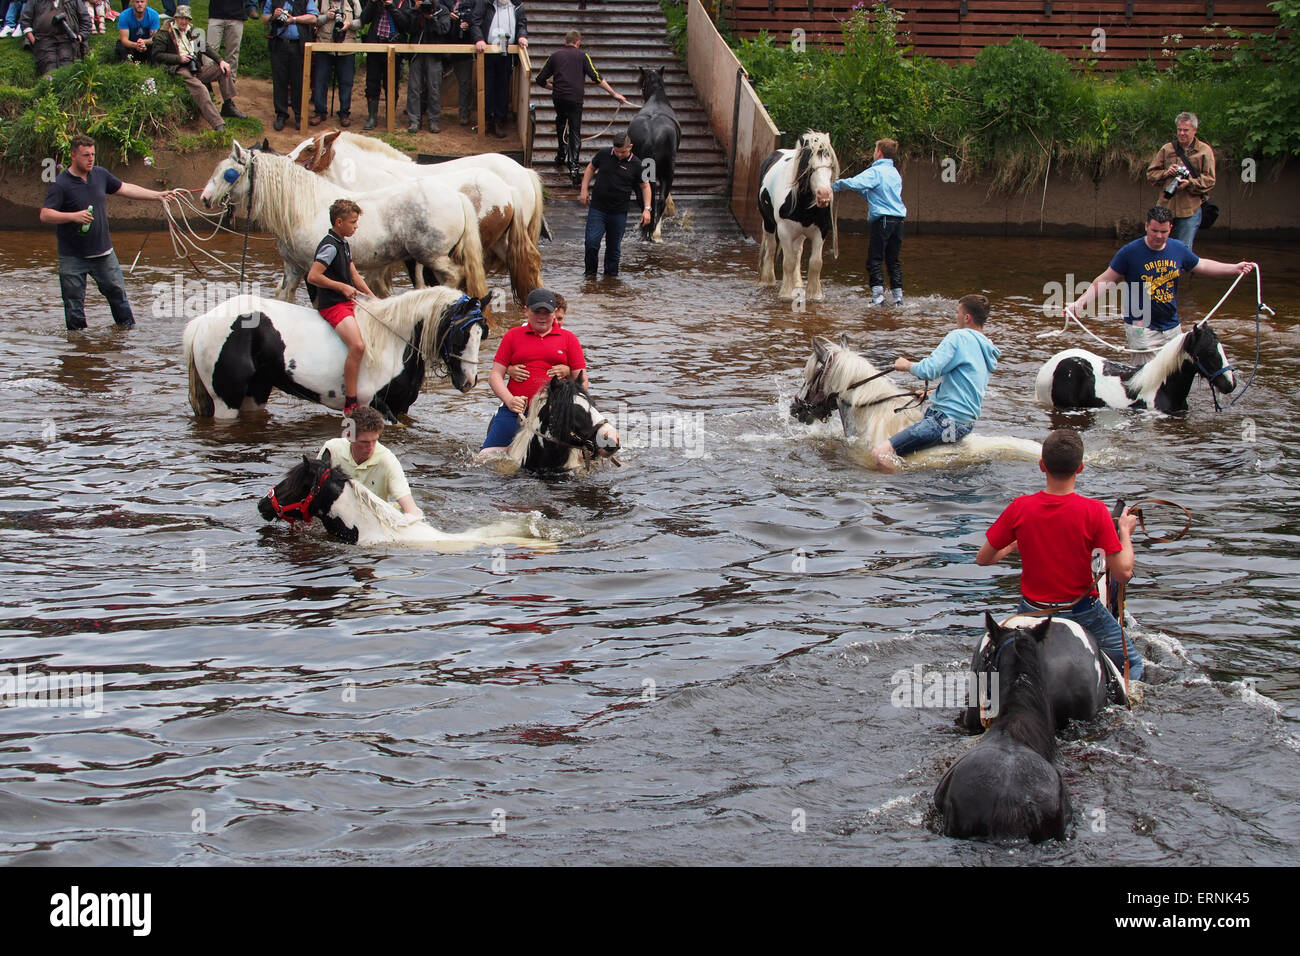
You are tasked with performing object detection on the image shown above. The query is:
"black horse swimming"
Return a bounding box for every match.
[935,614,1071,843]
[1035,320,1236,413]
[500,377,621,472]
[184,287,487,422]
[627,65,682,242]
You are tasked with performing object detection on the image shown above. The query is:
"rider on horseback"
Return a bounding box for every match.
[977,429,1145,681]
[307,198,377,417]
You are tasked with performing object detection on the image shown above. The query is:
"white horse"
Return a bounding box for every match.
[286,130,544,303]
[184,287,486,421]
[791,335,1042,468]
[259,452,556,551]
[199,141,487,301]
[757,130,840,301]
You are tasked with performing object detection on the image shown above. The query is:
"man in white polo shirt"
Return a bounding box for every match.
[317,406,419,516]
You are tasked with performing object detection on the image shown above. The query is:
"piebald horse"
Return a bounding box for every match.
[627,66,681,243]
[791,335,1042,467]
[184,287,486,421]
[758,130,840,301]
[259,451,555,550]
[287,130,544,302]
[1035,320,1236,413]
[199,141,487,302]
[492,377,621,473]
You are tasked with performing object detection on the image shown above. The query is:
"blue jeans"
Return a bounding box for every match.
[585,206,628,277]
[313,52,356,119]
[1019,596,1144,681]
[481,403,520,450]
[1172,205,1202,252]
[58,251,134,330]
[889,406,972,457]
[3,2,23,28]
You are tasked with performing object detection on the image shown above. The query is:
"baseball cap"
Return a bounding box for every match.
[525,288,557,313]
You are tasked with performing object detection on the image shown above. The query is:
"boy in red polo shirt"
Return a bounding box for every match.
[480,288,589,454]
[307,198,376,416]
[977,428,1145,680]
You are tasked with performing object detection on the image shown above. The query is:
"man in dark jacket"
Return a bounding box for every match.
[405,0,452,133]
[152,6,247,132]
[444,0,478,127]
[22,0,85,77]
[359,0,412,130]
[262,0,320,131]
[472,0,527,139]
[536,29,625,181]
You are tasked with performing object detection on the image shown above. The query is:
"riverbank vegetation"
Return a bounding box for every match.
[729,1,1298,189]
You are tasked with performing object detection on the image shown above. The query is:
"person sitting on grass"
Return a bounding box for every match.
[115,0,155,62]
[150,6,247,133]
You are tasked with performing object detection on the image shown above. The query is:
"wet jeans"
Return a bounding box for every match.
[1018,595,1144,681]
[59,251,135,330]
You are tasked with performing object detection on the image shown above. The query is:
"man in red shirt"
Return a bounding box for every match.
[479,287,589,454]
[976,429,1144,680]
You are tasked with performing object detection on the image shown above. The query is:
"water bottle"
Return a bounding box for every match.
[80,204,93,233]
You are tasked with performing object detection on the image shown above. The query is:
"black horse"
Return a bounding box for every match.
[935,614,1071,843]
[504,377,621,472]
[960,613,1127,734]
[627,66,682,242]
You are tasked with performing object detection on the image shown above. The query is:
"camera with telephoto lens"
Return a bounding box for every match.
[334,9,344,30]
[51,11,80,42]
[1163,164,1191,199]
[186,54,201,75]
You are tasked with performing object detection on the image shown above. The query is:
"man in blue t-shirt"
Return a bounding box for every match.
[116,0,160,62]
[1067,205,1256,361]
[40,134,176,330]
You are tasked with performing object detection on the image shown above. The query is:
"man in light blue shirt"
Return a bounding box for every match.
[872,294,999,471]
[262,0,320,130]
[832,137,906,306]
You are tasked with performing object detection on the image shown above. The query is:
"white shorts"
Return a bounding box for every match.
[1125,323,1181,361]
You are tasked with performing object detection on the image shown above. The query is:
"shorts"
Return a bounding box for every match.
[320,300,356,328]
[1125,322,1180,357]
[481,403,522,450]
[889,406,973,457]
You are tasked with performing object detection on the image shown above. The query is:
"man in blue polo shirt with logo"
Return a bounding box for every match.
[40,134,176,330]
[1066,205,1256,362]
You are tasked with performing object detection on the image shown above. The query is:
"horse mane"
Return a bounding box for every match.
[353,286,465,372]
[1126,326,1194,396]
[342,131,413,163]
[247,150,330,241]
[341,477,425,533]
[790,131,840,257]
[818,339,914,408]
[994,628,1057,760]
[504,378,591,468]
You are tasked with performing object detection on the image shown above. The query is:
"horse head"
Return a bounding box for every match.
[638,65,668,101]
[791,336,841,423]
[258,452,346,525]
[437,294,489,393]
[796,130,838,208]
[978,613,1055,747]
[201,140,254,210]
[1186,320,1237,395]
[541,378,620,458]
[288,129,342,175]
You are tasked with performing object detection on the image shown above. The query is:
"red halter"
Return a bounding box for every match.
[266,467,332,525]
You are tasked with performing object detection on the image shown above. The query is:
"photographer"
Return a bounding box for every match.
[311,0,361,126]
[208,0,250,78]
[115,0,157,62]
[472,0,527,139]
[358,0,412,131]
[262,0,320,131]
[1146,111,1216,252]
[151,6,247,132]
[22,0,85,77]
[404,0,451,133]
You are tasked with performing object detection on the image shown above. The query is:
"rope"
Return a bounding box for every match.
[581,102,624,144]
[1228,267,1273,408]
[1037,308,1130,352]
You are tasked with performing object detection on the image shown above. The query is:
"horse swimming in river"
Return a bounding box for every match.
[627,66,682,243]
[496,377,621,473]
[1035,320,1236,413]
[757,130,839,301]
[791,335,1042,467]
[258,451,554,550]
[934,614,1071,843]
[184,287,487,421]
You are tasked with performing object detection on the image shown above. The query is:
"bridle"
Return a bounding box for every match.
[439,297,489,369]
[266,466,333,525]
[792,348,929,422]
[1192,346,1235,412]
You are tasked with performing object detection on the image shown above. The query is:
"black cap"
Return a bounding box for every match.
[525,288,557,313]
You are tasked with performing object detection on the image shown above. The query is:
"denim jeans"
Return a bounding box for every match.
[584,206,628,277]
[481,403,520,449]
[58,251,135,330]
[889,406,972,457]
[314,52,355,119]
[1171,205,1202,252]
[1018,596,1144,681]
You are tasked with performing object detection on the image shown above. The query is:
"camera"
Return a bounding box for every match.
[335,10,345,29]
[187,55,201,76]
[1163,164,1191,199]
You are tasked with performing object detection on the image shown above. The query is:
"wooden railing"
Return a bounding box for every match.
[298,43,529,139]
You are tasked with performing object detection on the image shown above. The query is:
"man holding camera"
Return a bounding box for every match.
[311,0,362,127]
[1146,111,1215,252]
[151,6,247,132]
[263,0,320,131]
[359,0,412,131]
[404,0,452,133]
[22,0,85,76]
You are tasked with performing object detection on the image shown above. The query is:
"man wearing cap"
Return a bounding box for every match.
[479,288,589,455]
[151,6,248,132]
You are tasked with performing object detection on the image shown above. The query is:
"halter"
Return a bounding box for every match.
[440,296,489,368]
[792,348,928,422]
[266,466,332,525]
[1194,357,1235,412]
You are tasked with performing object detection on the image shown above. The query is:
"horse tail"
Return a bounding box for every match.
[506,188,543,303]
[525,169,545,246]
[452,192,488,301]
[183,318,215,418]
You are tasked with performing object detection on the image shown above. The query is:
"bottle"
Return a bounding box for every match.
[80,204,94,233]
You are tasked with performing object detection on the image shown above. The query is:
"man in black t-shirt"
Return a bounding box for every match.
[579,132,651,279]
[40,134,176,330]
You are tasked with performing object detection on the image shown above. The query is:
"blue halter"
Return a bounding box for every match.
[438,296,488,365]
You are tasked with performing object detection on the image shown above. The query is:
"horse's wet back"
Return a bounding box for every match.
[1,220,1298,865]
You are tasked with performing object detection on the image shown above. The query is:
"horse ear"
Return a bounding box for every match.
[233,140,249,163]
[985,611,1001,639]
[323,129,342,148]
[320,449,332,468]
[838,331,852,349]
[657,65,666,78]
[261,138,271,152]
[1031,617,1053,642]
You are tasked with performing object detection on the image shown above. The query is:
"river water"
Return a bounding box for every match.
[1,209,1297,866]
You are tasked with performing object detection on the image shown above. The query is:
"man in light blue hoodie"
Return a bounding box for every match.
[831,137,906,306]
[872,294,999,471]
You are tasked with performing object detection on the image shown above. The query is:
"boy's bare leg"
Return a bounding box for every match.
[334,314,366,405]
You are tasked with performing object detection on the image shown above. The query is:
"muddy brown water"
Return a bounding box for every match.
[1,211,1298,865]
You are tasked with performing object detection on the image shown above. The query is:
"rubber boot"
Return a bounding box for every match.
[871,285,885,306]
[363,100,379,130]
